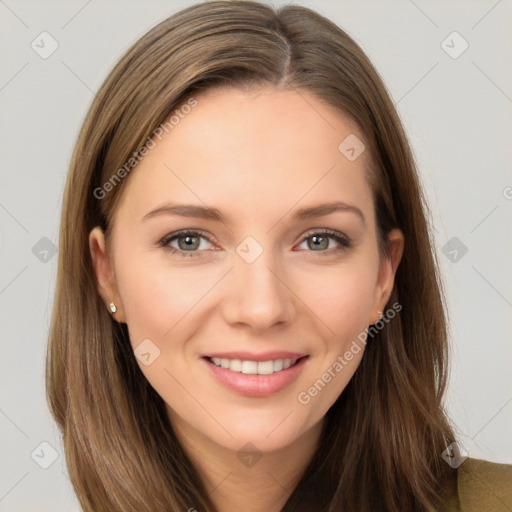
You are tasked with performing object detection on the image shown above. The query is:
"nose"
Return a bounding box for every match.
[220,249,296,332]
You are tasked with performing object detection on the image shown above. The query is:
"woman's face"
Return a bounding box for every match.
[90,86,403,454]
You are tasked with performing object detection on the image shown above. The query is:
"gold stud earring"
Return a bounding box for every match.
[109,302,117,314]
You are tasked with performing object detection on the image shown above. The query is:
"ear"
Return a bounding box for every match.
[89,226,126,323]
[370,228,404,324]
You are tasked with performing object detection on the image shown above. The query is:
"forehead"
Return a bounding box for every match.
[115,86,374,226]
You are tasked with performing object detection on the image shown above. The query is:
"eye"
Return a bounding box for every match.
[159,230,215,257]
[159,228,353,258]
[296,229,352,255]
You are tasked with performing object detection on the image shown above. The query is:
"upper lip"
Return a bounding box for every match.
[203,351,308,362]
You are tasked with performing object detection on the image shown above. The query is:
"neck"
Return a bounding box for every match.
[168,410,325,512]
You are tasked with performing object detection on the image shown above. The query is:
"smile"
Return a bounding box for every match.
[202,354,309,398]
[208,357,299,375]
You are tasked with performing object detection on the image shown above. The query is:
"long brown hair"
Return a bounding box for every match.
[46,2,455,510]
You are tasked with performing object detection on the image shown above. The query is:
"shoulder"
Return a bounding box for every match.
[439,457,512,512]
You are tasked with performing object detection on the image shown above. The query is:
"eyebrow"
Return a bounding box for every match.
[142,200,365,225]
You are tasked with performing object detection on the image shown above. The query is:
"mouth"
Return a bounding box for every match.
[205,356,306,375]
[201,354,310,397]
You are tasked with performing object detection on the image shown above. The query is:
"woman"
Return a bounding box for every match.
[46,1,512,511]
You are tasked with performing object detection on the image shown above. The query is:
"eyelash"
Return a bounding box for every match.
[158,229,353,258]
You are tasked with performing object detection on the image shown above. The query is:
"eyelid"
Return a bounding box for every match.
[160,228,214,243]
[298,228,351,245]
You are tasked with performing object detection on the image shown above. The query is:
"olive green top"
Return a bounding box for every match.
[439,458,512,511]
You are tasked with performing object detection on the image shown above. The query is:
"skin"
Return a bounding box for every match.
[89,86,404,512]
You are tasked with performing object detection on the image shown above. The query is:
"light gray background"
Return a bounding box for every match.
[1,0,511,510]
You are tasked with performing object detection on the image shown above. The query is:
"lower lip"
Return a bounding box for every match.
[201,357,309,398]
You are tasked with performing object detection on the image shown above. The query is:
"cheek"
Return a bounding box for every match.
[297,260,376,400]
[295,270,373,414]
[113,256,205,404]
[115,255,215,344]
[299,261,377,335]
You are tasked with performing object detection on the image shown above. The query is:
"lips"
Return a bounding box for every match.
[201,352,310,397]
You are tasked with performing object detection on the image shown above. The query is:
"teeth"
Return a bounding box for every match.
[256,360,274,375]
[241,360,257,374]
[273,359,284,372]
[229,359,242,372]
[209,357,300,374]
